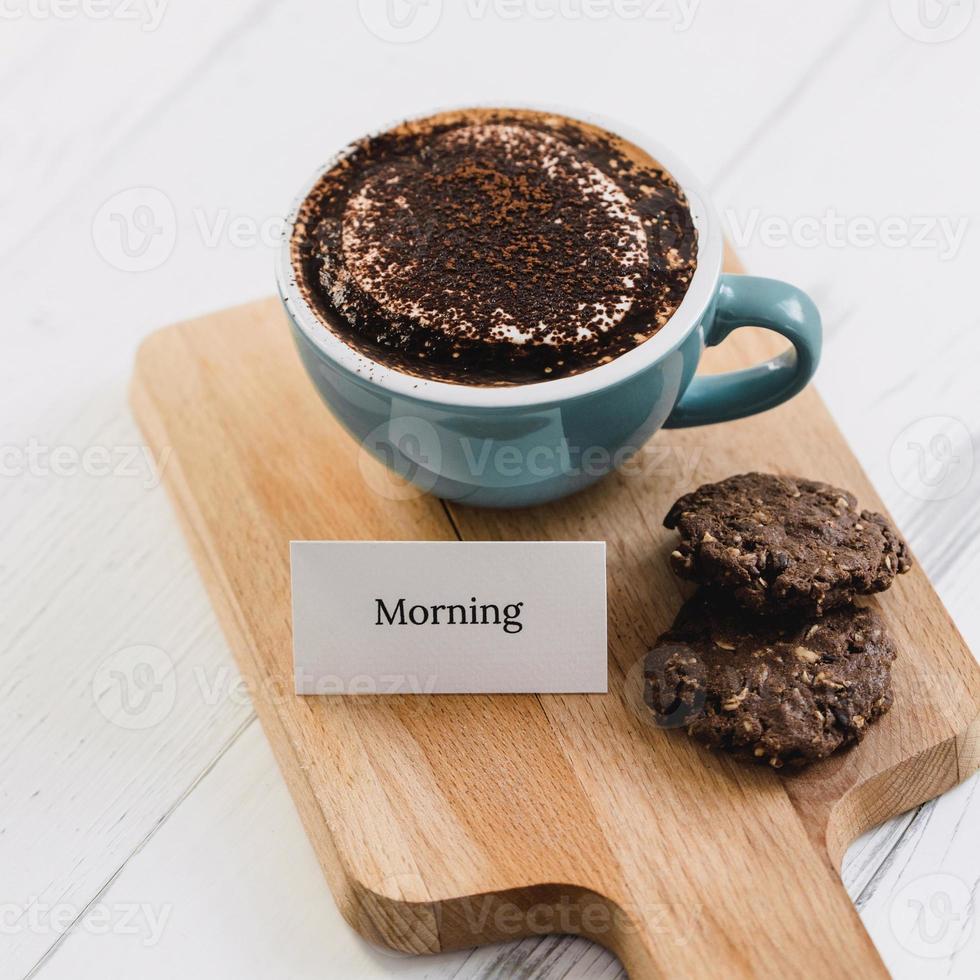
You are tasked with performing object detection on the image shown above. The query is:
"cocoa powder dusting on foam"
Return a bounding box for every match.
[291,109,698,386]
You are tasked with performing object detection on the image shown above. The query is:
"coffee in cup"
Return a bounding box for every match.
[290,108,698,386]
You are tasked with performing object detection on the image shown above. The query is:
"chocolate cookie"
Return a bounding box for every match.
[644,593,895,767]
[665,473,911,615]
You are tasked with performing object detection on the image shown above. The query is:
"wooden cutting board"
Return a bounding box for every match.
[130,252,980,978]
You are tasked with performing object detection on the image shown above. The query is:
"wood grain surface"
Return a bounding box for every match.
[129,259,980,978]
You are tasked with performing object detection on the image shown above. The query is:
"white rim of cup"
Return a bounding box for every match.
[276,104,724,410]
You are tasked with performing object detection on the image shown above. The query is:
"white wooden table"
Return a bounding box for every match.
[2,2,979,977]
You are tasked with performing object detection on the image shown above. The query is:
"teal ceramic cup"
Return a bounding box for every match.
[277,110,821,508]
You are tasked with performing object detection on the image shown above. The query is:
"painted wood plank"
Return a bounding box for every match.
[0,392,254,978]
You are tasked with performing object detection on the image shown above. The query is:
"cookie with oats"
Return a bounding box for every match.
[664,473,911,615]
[643,593,895,768]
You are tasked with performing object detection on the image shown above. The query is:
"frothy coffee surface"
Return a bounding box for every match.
[291,109,698,386]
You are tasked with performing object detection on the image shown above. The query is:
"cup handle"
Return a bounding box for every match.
[663,274,822,428]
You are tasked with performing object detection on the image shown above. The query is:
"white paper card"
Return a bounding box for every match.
[291,541,607,694]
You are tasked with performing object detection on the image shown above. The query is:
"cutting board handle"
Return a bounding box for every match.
[351,862,889,978]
